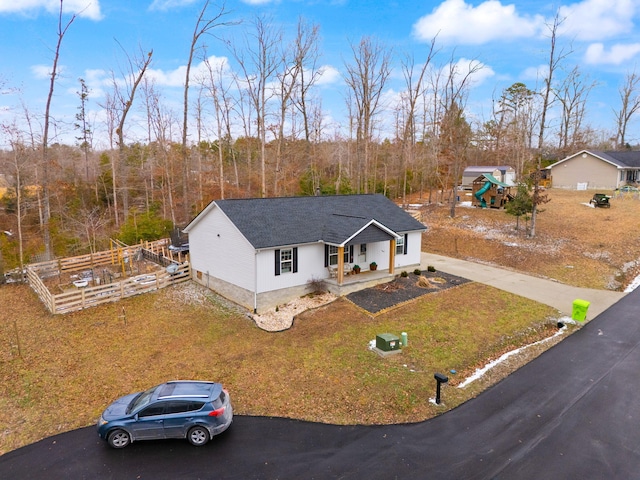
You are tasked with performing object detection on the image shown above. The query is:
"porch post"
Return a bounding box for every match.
[337,246,345,284]
[389,239,396,275]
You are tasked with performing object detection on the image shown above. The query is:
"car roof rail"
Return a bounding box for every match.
[158,394,210,399]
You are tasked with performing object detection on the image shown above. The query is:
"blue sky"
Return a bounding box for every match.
[1,0,640,149]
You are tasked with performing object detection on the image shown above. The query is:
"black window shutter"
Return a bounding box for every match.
[293,247,298,273]
[349,245,354,263]
[275,249,281,276]
[324,245,329,267]
[404,234,408,255]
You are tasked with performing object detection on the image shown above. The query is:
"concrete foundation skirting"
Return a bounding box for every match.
[192,270,317,314]
[192,263,422,314]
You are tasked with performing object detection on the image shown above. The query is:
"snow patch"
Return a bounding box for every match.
[457,322,571,389]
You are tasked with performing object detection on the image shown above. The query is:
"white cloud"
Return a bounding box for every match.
[64,69,108,100]
[559,0,638,42]
[148,0,198,12]
[316,65,341,86]
[412,0,543,45]
[585,42,640,65]
[31,64,52,79]
[522,65,546,82]
[145,56,230,88]
[0,0,103,20]
[443,58,495,88]
[241,0,276,5]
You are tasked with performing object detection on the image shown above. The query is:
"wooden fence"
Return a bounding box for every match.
[26,239,191,314]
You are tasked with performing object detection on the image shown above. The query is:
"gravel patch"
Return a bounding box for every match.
[250,293,338,332]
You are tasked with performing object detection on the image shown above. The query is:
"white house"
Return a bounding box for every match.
[183,194,427,313]
[547,150,640,189]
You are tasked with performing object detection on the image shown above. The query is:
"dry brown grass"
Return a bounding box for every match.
[422,189,640,290]
[0,282,558,454]
[1,189,638,455]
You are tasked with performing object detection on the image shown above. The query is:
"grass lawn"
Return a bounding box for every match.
[0,281,559,455]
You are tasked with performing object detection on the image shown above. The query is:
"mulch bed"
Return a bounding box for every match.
[346,270,471,315]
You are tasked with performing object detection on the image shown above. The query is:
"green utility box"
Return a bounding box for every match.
[376,333,401,352]
[572,299,590,322]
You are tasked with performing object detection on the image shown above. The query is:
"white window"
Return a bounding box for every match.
[280,248,293,273]
[328,246,351,265]
[328,245,339,266]
[275,248,297,275]
[396,236,405,255]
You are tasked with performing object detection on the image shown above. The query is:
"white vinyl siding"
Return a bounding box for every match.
[187,206,255,291]
[256,244,325,293]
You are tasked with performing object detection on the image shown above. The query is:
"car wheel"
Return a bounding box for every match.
[187,426,209,446]
[108,429,131,449]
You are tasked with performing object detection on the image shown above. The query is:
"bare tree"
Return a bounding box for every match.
[108,45,153,226]
[291,19,322,143]
[555,66,595,152]
[343,36,392,193]
[145,82,178,225]
[537,11,572,151]
[100,91,118,218]
[439,57,483,217]
[41,0,77,260]
[273,18,321,195]
[233,77,257,195]
[614,70,640,149]
[398,37,438,206]
[181,1,232,219]
[201,54,236,199]
[530,11,570,238]
[1,123,33,272]
[228,15,282,197]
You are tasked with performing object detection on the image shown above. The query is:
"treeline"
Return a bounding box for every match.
[1,2,638,273]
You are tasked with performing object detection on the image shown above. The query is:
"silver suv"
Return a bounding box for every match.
[97,380,233,448]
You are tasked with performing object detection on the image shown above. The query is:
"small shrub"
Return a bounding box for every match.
[400,271,408,277]
[427,265,436,272]
[307,277,327,294]
[413,268,422,275]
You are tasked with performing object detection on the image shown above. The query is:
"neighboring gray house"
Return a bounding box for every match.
[461,166,516,190]
[183,194,427,313]
[547,150,640,189]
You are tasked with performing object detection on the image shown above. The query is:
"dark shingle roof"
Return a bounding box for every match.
[595,151,640,168]
[199,194,426,249]
[547,150,640,170]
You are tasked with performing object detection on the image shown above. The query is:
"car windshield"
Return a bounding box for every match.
[126,386,157,414]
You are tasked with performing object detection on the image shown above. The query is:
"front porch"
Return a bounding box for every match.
[324,268,398,296]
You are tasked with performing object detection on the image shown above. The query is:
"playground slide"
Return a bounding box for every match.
[475,181,491,208]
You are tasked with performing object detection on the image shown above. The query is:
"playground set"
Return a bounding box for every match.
[471,174,514,209]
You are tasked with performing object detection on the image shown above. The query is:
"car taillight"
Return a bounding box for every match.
[209,406,225,417]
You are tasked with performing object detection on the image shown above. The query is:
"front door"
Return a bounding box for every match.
[358,244,367,266]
